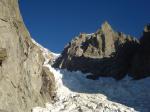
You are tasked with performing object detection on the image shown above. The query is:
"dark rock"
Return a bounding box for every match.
[86,75,100,80]
[0,48,7,66]
[130,24,150,79]
[53,22,139,80]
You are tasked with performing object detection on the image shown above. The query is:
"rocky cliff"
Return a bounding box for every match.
[53,22,140,80]
[0,0,55,112]
[130,24,150,79]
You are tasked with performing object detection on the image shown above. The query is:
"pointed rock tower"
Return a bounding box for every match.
[100,21,116,57]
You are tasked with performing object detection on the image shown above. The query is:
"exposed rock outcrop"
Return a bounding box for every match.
[40,66,56,101]
[0,48,7,65]
[130,24,150,79]
[0,0,55,112]
[53,22,140,80]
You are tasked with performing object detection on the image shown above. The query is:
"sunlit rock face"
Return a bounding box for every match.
[130,24,150,79]
[0,0,55,112]
[53,22,139,80]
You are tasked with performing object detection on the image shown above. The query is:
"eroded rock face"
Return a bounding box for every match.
[130,24,150,79]
[53,22,139,80]
[40,66,56,101]
[0,0,55,112]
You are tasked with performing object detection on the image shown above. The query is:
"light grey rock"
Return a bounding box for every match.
[0,48,7,61]
[0,0,55,112]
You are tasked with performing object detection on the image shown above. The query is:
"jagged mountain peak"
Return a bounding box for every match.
[96,21,113,34]
[53,21,140,80]
[101,21,112,32]
[101,21,112,30]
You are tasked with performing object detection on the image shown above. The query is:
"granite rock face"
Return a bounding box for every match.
[53,22,140,80]
[130,24,150,79]
[0,0,55,112]
[0,48,7,61]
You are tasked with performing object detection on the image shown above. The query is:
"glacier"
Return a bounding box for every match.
[32,39,150,112]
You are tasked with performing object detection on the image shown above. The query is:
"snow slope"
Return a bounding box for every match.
[32,39,150,112]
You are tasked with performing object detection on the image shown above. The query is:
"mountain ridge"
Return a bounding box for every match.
[53,22,142,80]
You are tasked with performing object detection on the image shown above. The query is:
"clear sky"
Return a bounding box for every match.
[19,0,150,53]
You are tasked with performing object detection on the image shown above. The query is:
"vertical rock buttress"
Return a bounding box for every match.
[0,0,55,112]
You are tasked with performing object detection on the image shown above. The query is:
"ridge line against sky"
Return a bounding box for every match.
[19,0,150,52]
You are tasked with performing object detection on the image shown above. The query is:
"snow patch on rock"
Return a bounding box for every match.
[31,38,60,64]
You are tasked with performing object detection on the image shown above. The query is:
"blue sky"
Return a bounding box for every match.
[19,0,150,53]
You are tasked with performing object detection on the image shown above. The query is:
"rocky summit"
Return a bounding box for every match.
[53,22,140,80]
